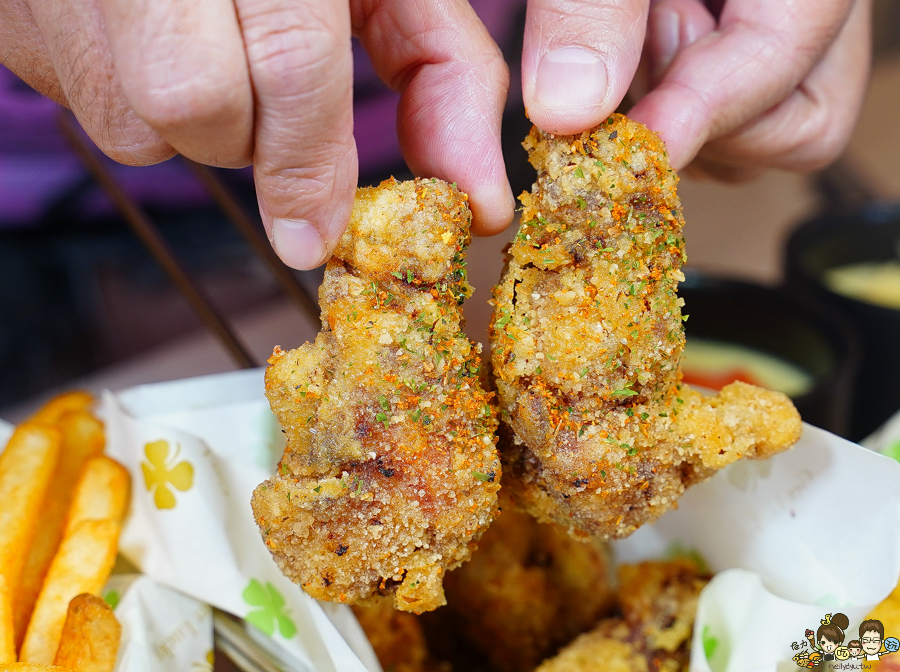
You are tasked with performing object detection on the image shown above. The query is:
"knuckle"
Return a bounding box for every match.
[93,127,175,166]
[130,70,248,132]
[246,12,343,91]
[784,106,852,171]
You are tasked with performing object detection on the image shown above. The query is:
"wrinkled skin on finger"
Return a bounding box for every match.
[1,0,514,270]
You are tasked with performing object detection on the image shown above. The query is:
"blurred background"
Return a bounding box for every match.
[3,1,900,444]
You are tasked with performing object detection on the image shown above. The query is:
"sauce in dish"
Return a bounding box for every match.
[825,260,900,310]
[681,337,814,398]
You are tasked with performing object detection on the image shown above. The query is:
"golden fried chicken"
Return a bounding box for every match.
[253,178,500,613]
[535,559,709,672]
[491,114,802,539]
[352,597,451,672]
[434,491,615,672]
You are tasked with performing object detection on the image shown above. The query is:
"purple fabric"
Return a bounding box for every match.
[0,0,524,228]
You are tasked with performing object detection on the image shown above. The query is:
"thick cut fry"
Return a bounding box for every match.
[20,521,120,665]
[27,392,95,426]
[0,424,61,651]
[14,413,106,647]
[63,458,130,535]
[0,576,13,664]
[53,594,120,672]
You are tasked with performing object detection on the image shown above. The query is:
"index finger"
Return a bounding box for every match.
[354,0,515,236]
[629,0,855,168]
[237,0,356,270]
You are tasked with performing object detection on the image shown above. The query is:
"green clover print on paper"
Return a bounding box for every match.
[141,439,194,509]
[703,625,718,660]
[243,579,297,638]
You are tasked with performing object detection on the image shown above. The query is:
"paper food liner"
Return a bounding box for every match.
[4,369,900,672]
[102,369,380,672]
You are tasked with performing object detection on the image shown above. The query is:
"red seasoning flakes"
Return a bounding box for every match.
[253,178,499,613]
[490,114,801,540]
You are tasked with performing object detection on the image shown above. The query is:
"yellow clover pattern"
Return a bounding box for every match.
[141,439,194,509]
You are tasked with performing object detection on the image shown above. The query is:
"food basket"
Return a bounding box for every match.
[6,368,884,672]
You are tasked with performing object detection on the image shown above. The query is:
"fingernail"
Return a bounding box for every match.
[534,47,607,112]
[272,218,328,270]
[649,7,680,81]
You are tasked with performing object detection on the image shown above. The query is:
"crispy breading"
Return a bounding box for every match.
[534,559,709,672]
[352,597,451,672]
[491,114,802,539]
[437,492,615,672]
[252,178,500,613]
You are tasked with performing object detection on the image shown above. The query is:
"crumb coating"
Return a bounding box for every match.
[253,178,500,613]
[441,493,615,672]
[535,559,709,672]
[352,597,450,672]
[491,114,802,539]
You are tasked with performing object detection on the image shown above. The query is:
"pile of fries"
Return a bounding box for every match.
[0,392,129,672]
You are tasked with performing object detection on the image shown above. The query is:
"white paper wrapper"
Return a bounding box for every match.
[105,574,214,672]
[0,419,12,449]
[4,370,895,672]
[102,370,900,672]
[614,423,900,671]
[102,369,381,672]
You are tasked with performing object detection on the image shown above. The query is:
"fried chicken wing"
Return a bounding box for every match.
[432,491,615,672]
[491,114,802,539]
[534,559,709,672]
[253,178,500,613]
[352,597,451,672]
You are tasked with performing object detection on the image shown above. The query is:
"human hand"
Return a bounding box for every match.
[520,0,871,181]
[0,0,514,269]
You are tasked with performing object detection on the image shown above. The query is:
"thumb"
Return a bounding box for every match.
[522,0,650,135]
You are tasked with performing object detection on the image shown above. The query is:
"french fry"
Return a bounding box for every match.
[62,458,130,536]
[53,594,120,672]
[19,521,119,665]
[0,424,61,660]
[0,665,75,671]
[14,414,105,648]
[0,576,13,664]
[27,392,95,426]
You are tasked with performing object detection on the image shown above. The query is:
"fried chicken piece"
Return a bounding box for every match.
[491,114,802,539]
[534,559,709,672]
[352,597,451,672]
[433,491,615,672]
[253,178,500,613]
